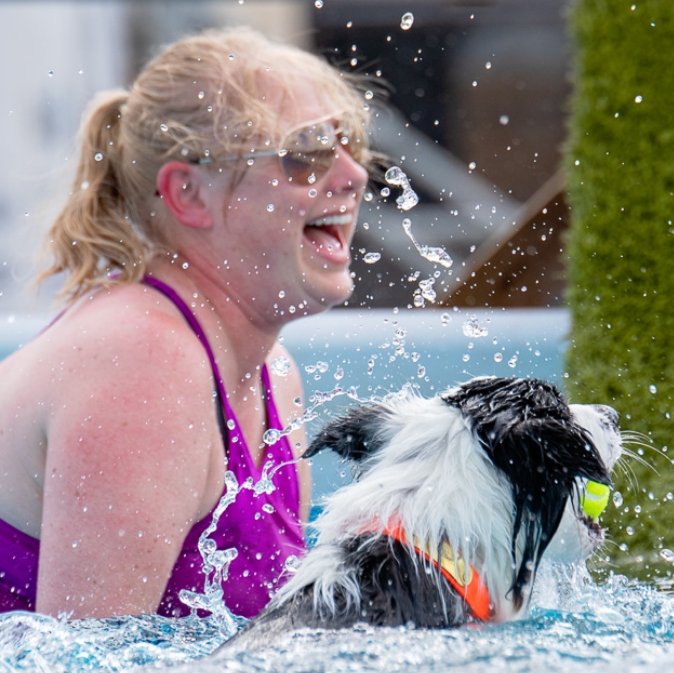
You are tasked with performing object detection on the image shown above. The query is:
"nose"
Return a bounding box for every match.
[326,146,369,196]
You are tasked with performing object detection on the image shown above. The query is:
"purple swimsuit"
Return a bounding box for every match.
[0,277,306,618]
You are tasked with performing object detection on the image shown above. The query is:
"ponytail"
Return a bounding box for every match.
[39,90,149,301]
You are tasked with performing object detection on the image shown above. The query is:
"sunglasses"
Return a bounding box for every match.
[198,119,352,186]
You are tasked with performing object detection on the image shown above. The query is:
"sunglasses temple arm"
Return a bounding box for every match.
[198,150,280,165]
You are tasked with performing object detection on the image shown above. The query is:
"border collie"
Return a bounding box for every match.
[229,377,621,643]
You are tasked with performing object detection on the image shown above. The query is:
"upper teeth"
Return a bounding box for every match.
[308,214,352,226]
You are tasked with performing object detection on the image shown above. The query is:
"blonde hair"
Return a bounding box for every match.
[40,27,374,302]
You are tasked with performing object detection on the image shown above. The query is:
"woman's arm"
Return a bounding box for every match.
[37,307,223,618]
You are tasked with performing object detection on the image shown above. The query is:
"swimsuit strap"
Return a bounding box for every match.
[142,275,229,445]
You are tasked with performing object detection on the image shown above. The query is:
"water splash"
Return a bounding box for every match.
[462,315,489,338]
[270,356,291,377]
[402,218,453,268]
[262,385,353,447]
[178,460,281,629]
[400,12,414,30]
[178,472,244,636]
[385,166,419,211]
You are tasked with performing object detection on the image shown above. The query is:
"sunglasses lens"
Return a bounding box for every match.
[279,122,338,184]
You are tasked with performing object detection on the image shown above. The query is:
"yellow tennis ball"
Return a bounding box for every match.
[582,480,610,520]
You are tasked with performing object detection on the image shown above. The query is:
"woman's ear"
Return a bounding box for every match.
[156,161,214,229]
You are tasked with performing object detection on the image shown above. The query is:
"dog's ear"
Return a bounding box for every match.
[303,403,391,462]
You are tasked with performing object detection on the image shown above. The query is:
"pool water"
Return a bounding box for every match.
[3,564,674,673]
[2,307,670,672]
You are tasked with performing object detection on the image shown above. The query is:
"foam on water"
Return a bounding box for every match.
[3,564,674,672]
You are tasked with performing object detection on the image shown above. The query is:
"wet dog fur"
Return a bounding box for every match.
[226,377,621,645]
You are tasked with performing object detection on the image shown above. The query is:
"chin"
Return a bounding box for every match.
[224,377,622,647]
[304,275,354,311]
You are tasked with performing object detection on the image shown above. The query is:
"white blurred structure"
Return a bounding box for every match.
[0,1,312,313]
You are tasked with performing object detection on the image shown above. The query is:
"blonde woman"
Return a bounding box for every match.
[0,27,372,619]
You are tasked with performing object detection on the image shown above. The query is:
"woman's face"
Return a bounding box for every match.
[204,77,369,323]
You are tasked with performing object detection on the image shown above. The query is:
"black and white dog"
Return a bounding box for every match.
[229,376,621,644]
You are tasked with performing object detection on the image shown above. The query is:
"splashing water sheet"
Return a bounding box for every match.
[383,167,453,305]
[5,563,674,672]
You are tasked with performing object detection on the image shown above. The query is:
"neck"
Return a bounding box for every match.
[146,254,282,382]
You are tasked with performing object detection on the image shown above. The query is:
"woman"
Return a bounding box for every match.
[0,27,372,619]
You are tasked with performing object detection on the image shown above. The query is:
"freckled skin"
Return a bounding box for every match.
[0,75,367,618]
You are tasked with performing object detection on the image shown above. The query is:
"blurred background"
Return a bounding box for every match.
[0,0,571,314]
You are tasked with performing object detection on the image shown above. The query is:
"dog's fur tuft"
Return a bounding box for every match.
[226,377,621,645]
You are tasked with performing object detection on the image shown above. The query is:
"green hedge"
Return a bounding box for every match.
[565,0,674,581]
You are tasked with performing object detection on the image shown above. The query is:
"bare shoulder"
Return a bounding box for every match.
[40,283,210,385]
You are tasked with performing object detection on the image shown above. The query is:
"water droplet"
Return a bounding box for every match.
[308,188,318,198]
[284,555,301,572]
[364,192,373,202]
[270,356,291,377]
[80,181,90,190]
[334,366,344,381]
[650,384,658,394]
[48,70,54,77]
[462,316,488,338]
[508,355,518,368]
[417,365,426,378]
[160,123,169,132]
[307,173,317,184]
[315,0,324,6]
[262,503,275,514]
[182,262,189,270]
[499,115,510,125]
[400,12,414,30]
[626,526,635,536]
[198,91,205,99]
[263,428,281,445]
[635,95,643,103]
[227,419,236,430]
[612,491,624,507]
[94,152,104,162]
[420,246,452,267]
[462,354,470,362]
[363,252,381,264]
[660,549,674,563]
[380,187,391,197]
[278,290,286,298]
[468,161,477,170]
[485,61,492,70]
[266,203,275,212]
[494,352,503,363]
[364,90,374,100]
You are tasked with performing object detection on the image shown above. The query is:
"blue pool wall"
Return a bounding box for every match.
[281,307,570,503]
[0,308,570,505]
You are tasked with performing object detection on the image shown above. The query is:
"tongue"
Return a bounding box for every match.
[304,225,348,263]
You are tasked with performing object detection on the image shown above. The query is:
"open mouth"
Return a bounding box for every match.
[304,214,351,264]
[582,513,604,541]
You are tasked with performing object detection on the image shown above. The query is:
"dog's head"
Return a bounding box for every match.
[304,376,619,619]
